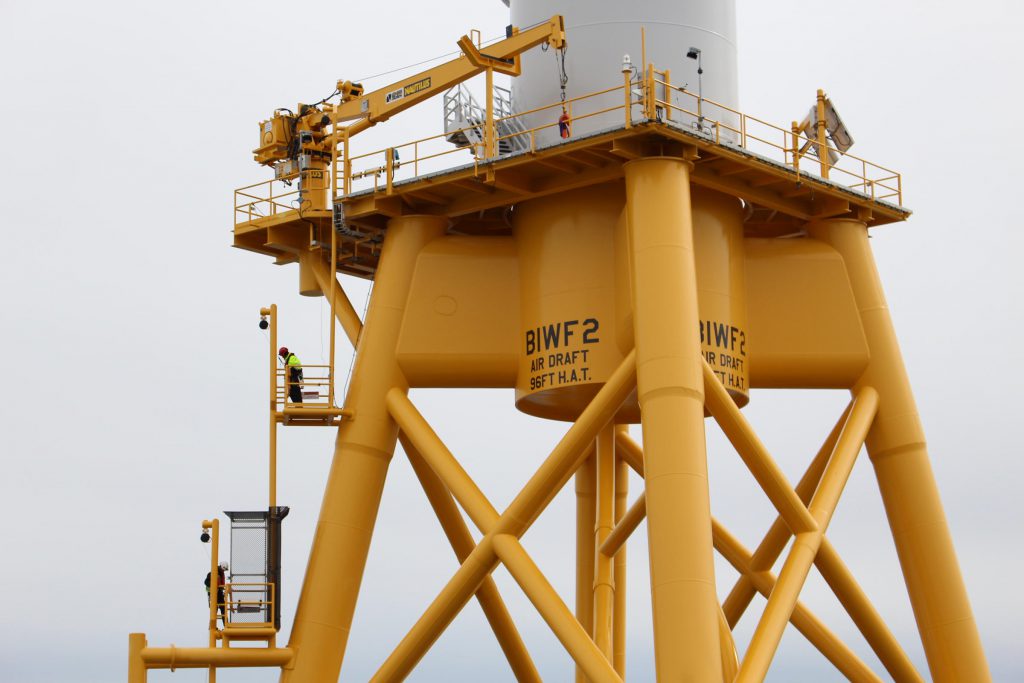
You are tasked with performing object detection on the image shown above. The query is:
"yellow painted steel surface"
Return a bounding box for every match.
[625,156,722,680]
[514,185,635,420]
[130,13,993,683]
[693,188,749,406]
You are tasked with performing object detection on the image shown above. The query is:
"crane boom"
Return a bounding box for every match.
[329,15,566,137]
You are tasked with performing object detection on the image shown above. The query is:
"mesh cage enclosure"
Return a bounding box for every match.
[225,511,269,624]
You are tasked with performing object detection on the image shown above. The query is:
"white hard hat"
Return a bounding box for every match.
[219,562,229,570]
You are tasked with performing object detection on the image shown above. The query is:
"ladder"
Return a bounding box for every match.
[443,83,529,157]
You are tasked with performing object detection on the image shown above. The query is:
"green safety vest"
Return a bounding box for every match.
[285,353,302,368]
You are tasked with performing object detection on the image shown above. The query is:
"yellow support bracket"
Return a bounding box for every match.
[458,35,522,76]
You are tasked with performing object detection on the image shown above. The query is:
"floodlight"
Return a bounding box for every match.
[823,98,854,152]
[686,47,700,60]
[807,98,855,154]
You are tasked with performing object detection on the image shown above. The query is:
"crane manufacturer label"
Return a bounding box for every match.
[384,78,433,105]
[403,77,431,97]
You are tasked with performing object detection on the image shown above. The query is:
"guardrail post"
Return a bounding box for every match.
[343,130,351,196]
[790,121,801,174]
[622,70,632,129]
[485,67,496,159]
[385,149,394,194]
[663,68,673,121]
[645,65,656,120]
[816,89,829,179]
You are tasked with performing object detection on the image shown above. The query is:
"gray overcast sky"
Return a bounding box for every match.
[1,1,1021,681]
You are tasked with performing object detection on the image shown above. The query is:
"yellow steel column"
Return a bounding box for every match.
[128,633,147,683]
[205,518,220,683]
[593,424,616,660]
[283,215,447,683]
[263,304,277,507]
[809,218,991,682]
[612,426,630,678]
[624,156,722,681]
[815,89,829,179]
[575,448,596,683]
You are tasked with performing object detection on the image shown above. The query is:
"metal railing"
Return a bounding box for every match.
[234,169,331,226]
[221,582,275,627]
[237,65,904,218]
[650,74,902,203]
[234,173,303,225]
[276,364,335,408]
[333,69,902,206]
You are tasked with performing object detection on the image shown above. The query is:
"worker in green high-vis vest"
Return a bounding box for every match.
[278,346,303,403]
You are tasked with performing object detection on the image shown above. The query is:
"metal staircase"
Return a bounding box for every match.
[443,83,529,157]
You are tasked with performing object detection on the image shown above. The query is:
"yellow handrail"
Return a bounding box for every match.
[240,66,903,217]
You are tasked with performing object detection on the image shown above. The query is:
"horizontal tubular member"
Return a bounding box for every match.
[141,647,294,669]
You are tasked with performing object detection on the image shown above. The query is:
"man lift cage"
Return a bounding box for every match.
[225,507,289,630]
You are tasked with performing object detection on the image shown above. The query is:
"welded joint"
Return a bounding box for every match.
[599,493,647,557]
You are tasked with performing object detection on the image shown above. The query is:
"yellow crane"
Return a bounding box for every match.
[252,15,565,212]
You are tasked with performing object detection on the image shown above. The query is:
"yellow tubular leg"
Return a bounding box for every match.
[612,437,629,678]
[716,607,739,682]
[810,218,991,682]
[575,448,596,683]
[128,634,147,683]
[624,156,722,681]
[399,433,542,683]
[283,215,447,683]
[593,424,616,661]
